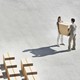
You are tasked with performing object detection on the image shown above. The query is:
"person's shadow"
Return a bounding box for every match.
[22,45,69,57]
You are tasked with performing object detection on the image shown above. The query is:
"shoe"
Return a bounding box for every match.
[72,48,76,50]
[60,43,65,45]
[57,44,60,47]
[68,48,71,51]
[68,47,71,51]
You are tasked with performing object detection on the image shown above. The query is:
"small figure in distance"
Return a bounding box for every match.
[68,18,77,51]
[57,16,65,47]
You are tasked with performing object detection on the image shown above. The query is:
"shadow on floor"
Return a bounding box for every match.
[23,45,69,57]
[0,64,7,79]
[0,64,4,70]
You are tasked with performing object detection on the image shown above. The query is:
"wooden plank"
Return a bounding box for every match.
[21,58,38,80]
[7,68,20,77]
[25,74,38,80]
[6,68,14,79]
[24,66,37,75]
[27,75,34,80]
[6,68,13,80]
[26,58,33,66]
[4,60,17,68]
[13,68,20,76]
[22,68,27,80]
[21,58,33,66]
[15,76,21,80]
[29,66,37,75]
[3,54,15,61]
[8,76,15,80]
[59,23,70,36]
[21,58,33,75]
[32,75,39,80]
[21,61,24,75]
[9,76,21,80]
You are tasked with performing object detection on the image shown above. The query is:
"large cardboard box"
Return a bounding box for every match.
[59,23,70,36]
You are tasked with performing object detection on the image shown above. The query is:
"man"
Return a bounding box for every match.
[68,18,77,50]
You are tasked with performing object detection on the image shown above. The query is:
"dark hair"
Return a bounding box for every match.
[71,18,75,23]
[57,16,61,22]
[58,16,61,19]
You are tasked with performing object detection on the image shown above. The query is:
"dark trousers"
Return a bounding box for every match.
[68,34,76,49]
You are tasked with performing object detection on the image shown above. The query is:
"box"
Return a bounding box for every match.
[59,23,70,36]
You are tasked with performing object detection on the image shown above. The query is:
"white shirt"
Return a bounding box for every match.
[70,23,77,35]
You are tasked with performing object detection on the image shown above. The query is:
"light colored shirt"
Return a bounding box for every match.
[70,23,77,35]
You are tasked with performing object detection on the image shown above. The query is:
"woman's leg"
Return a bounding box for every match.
[61,35,63,44]
[60,35,65,45]
[57,33,60,45]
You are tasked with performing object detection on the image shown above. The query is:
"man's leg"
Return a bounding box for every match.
[68,36,72,50]
[72,35,76,50]
[57,33,60,46]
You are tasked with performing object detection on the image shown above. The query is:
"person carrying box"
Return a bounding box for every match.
[68,18,77,50]
[57,16,65,46]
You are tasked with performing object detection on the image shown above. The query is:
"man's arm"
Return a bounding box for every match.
[68,25,72,36]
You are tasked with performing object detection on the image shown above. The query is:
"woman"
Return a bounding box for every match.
[57,16,65,46]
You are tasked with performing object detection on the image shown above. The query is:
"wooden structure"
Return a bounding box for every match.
[3,53,21,80]
[2,53,38,80]
[21,58,38,80]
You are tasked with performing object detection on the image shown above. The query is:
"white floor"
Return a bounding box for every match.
[0,0,80,80]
